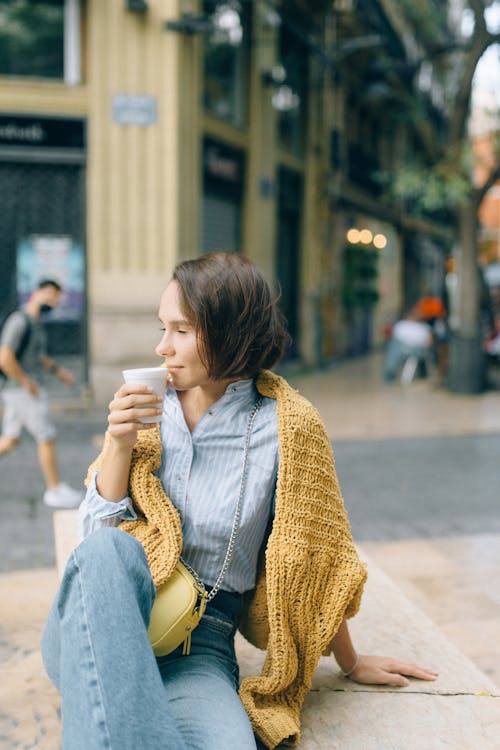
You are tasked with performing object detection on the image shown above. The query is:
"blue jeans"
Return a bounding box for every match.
[41,527,258,750]
[383,338,429,381]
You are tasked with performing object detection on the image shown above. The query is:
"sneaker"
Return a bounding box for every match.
[43,482,84,509]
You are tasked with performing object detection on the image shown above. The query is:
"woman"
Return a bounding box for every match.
[42,253,437,750]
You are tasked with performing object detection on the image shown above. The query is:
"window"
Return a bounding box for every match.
[203,1,250,127]
[0,0,80,83]
[276,21,308,157]
[201,137,245,253]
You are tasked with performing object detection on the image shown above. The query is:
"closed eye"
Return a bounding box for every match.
[158,325,189,334]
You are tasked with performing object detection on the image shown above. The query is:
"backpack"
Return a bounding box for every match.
[0,309,33,388]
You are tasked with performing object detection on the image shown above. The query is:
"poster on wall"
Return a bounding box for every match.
[16,235,85,322]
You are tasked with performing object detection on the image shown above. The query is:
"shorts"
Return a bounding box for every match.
[1,387,56,443]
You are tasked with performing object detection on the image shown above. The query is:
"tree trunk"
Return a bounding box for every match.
[447,202,486,393]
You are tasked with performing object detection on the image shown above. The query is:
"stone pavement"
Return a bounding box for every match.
[1,352,500,747]
[287,352,500,441]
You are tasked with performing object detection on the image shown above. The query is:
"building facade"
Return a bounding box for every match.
[0,0,409,402]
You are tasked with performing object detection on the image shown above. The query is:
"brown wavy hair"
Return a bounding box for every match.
[172,252,291,380]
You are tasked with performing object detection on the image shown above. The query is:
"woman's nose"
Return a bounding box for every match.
[156,332,174,357]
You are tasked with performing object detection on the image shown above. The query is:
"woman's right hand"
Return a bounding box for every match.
[95,383,163,503]
[107,384,163,448]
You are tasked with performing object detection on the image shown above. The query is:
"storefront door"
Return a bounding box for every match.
[0,155,87,385]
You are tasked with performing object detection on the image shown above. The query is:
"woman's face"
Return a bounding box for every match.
[156,281,210,391]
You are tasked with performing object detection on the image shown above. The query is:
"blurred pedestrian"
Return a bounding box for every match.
[383,309,433,382]
[0,279,83,508]
[42,253,437,750]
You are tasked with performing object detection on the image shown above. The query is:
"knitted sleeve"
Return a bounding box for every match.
[84,428,183,588]
[240,403,366,646]
[238,372,367,749]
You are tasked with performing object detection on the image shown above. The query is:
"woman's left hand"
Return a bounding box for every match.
[348,655,439,687]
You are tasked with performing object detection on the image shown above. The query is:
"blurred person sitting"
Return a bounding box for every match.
[383,309,433,383]
[0,279,84,508]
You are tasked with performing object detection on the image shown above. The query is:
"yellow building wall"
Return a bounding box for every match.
[373,224,403,345]
[86,0,183,400]
[87,0,181,291]
[0,79,87,116]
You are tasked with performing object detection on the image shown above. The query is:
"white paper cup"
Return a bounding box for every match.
[122,367,169,423]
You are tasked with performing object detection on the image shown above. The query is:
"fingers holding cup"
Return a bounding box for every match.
[121,367,169,423]
[108,395,162,429]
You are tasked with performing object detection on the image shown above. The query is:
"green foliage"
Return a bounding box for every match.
[342,244,380,311]
[378,140,475,213]
[387,164,472,212]
[397,0,450,50]
[375,1,498,221]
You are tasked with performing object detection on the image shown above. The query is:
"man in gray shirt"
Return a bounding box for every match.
[0,279,83,508]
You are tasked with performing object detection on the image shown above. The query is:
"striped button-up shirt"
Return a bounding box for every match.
[78,379,279,593]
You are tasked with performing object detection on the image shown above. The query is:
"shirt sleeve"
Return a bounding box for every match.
[0,311,27,351]
[77,470,137,542]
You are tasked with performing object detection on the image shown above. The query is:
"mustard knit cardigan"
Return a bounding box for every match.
[86,370,367,749]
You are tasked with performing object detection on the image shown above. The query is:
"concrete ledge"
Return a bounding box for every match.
[54,511,500,749]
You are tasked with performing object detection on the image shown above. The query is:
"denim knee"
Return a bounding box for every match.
[75,526,143,567]
[74,527,155,604]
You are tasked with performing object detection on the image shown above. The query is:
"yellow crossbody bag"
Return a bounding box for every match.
[148,561,207,656]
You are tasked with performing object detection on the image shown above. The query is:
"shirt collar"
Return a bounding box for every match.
[166,378,256,413]
[224,378,255,396]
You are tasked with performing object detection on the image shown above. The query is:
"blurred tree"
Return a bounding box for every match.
[381,0,500,392]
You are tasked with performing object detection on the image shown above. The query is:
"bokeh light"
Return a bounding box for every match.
[373,233,387,249]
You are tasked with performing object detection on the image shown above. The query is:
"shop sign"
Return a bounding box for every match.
[17,235,85,322]
[203,138,243,184]
[0,115,85,150]
[112,94,157,126]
